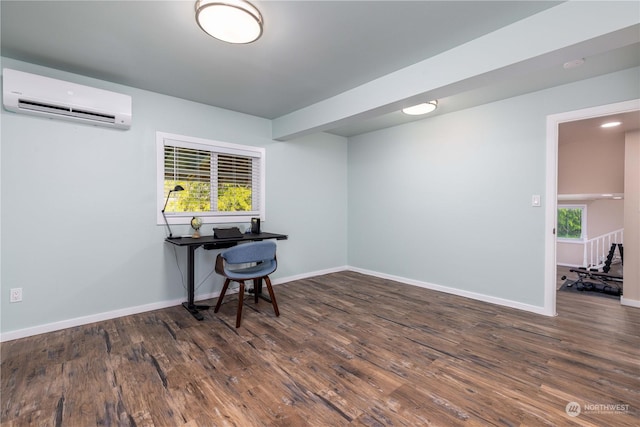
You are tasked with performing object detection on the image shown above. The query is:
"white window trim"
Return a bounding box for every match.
[156,131,265,225]
[557,204,587,242]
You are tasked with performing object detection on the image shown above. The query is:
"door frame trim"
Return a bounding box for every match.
[544,99,640,316]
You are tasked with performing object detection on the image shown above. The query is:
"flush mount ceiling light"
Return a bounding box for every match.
[402,100,437,116]
[195,0,263,44]
[601,121,622,128]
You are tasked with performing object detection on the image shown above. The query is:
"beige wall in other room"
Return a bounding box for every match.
[623,130,640,303]
[588,199,625,237]
[557,242,584,267]
[556,121,626,267]
[558,125,624,194]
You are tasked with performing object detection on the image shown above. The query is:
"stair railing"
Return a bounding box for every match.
[583,229,624,269]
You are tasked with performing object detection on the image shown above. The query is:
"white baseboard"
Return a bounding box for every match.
[0,298,185,343]
[0,266,349,342]
[347,266,553,316]
[621,297,640,308]
[1,264,556,342]
[272,265,348,285]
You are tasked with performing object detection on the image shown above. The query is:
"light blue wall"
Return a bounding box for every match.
[0,58,348,335]
[347,67,639,307]
[2,55,638,336]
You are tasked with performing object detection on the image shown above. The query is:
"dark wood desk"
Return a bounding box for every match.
[165,232,288,320]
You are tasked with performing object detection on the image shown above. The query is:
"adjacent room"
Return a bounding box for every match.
[1,1,639,425]
[556,112,638,298]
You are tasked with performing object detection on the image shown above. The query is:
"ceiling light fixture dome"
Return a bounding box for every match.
[402,100,437,116]
[195,0,263,44]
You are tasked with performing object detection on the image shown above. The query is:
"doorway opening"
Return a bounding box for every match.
[545,99,640,316]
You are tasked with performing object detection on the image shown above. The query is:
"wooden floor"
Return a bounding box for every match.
[2,271,639,426]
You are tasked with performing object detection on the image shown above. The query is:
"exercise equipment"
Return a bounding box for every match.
[563,268,623,296]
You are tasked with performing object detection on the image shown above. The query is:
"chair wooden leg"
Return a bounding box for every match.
[214,278,231,313]
[236,281,244,328]
[264,276,279,317]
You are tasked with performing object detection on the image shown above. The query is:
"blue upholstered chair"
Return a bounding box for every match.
[214,241,280,327]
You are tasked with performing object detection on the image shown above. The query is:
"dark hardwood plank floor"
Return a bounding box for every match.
[2,271,639,426]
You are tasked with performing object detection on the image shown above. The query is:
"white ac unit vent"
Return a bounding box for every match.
[2,68,132,129]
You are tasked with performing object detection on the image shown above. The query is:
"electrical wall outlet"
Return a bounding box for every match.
[10,288,22,303]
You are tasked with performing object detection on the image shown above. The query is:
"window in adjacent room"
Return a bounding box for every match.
[156,132,265,225]
[557,204,586,241]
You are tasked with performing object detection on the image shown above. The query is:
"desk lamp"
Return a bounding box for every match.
[162,185,184,239]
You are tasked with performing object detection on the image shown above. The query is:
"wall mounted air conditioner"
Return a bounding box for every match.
[2,68,132,129]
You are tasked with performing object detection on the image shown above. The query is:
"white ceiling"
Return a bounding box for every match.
[1,1,639,138]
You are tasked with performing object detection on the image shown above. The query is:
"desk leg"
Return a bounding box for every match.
[182,245,210,320]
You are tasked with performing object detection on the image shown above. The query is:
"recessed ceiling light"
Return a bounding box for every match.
[195,0,263,44]
[402,101,437,116]
[601,121,622,128]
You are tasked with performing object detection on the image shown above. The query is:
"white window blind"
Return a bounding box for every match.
[157,132,265,224]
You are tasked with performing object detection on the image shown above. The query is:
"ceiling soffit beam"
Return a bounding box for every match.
[271,1,640,141]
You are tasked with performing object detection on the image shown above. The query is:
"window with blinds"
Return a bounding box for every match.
[157,132,265,224]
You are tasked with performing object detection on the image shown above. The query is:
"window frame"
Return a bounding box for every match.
[156,131,265,226]
[557,204,587,242]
